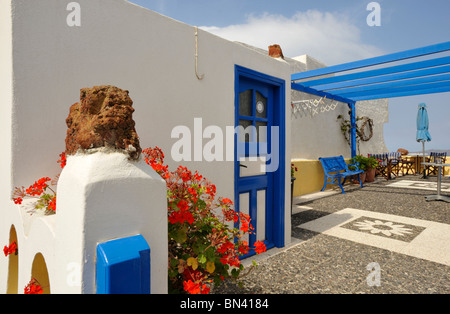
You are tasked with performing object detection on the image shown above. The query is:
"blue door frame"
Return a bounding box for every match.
[234,65,286,253]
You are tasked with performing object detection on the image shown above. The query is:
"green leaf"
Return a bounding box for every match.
[170,258,179,267]
[192,241,207,255]
[206,261,215,274]
[198,254,207,264]
[204,247,216,263]
[213,275,223,287]
[196,199,206,210]
[168,269,177,278]
[187,257,198,270]
[231,268,240,278]
[171,227,187,244]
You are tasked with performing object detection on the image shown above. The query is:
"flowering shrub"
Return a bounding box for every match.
[367,155,381,169]
[3,241,18,257]
[12,153,66,214]
[143,147,267,294]
[350,155,382,171]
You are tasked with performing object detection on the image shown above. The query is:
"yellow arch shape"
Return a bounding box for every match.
[31,253,51,294]
[6,225,18,294]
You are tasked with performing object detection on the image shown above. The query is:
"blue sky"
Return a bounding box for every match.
[129,0,450,153]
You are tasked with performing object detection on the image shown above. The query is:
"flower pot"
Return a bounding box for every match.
[360,172,366,184]
[366,167,376,182]
[352,172,366,184]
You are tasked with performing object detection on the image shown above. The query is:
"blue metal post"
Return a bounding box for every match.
[96,235,151,294]
[349,102,357,158]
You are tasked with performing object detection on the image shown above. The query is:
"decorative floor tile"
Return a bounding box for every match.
[387,180,450,192]
[297,208,450,266]
[341,216,426,242]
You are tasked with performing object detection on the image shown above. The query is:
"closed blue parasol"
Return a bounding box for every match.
[416,103,431,142]
[416,103,431,178]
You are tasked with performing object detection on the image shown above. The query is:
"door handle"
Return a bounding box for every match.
[239,164,248,168]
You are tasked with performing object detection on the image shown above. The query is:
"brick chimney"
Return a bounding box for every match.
[268,44,284,59]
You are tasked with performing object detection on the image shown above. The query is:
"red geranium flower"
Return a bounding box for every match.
[26,177,51,196]
[217,241,234,254]
[183,280,201,294]
[183,279,210,294]
[57,152,67,169]
[254,241,267,254]
[48,197,57,212]
[13,197,23,205]
[238,241,249,255]
[3,241,18,257]
[24,278,43,294]
[177,200,189,211]
[220,253,241,267]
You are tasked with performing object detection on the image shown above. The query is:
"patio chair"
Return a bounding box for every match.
[400,156,416,175]
[389,152,402,177]
[369,153,389,180]
[426,152,447,176]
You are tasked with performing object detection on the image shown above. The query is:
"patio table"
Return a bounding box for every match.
[411,154,426,174]
[421,162,450,202]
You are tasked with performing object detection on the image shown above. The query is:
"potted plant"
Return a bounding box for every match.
[350,155,368,184]
[365,156,380,182]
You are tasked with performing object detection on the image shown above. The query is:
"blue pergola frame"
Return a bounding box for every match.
[291,41,450,158]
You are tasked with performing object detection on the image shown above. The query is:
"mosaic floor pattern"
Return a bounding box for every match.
[387,180,450,192]
[298,208,450,266]
[340,216,426,242]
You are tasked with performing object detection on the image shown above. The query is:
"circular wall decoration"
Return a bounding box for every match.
[256,101,264,114]
[359,117,374,141]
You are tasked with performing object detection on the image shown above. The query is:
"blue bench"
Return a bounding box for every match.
[319,155,364,194]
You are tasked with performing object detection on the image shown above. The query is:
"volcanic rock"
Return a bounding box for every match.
[65,85,141,160]
[268,44,284,59]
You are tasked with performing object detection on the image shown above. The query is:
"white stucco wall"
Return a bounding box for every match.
[355,99,389,155]
[288,55,389,159]
[0,0,13,212]
[0,0,14,293]
[8,0,291,204]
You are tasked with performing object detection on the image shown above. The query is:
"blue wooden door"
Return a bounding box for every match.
[235,76,276,256]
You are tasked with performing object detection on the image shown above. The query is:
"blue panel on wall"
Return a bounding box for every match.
[96,235,150,294]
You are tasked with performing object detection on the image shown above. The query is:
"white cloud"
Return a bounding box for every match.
[200,10,384,66]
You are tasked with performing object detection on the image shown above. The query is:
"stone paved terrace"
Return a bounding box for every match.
[213,174,450,294]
